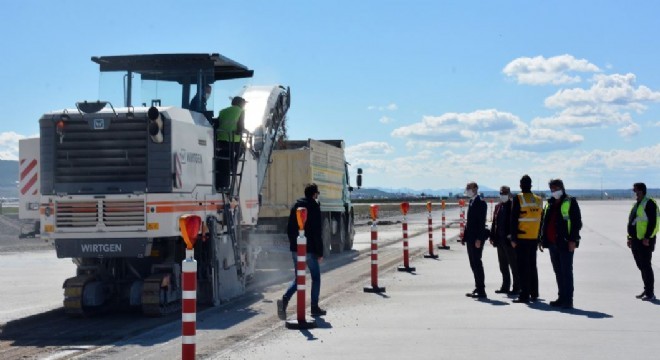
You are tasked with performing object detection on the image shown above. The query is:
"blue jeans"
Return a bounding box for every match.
[548,243,574,302]
[283,252,321,307]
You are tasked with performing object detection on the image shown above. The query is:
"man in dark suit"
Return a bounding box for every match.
[463,181,488,298]
[489,185,519,295]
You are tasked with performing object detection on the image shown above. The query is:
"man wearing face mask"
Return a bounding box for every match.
[189,84,212,113]
[489,186,519,295]
[510,174,542,304]
[540,179,582,309]
[627,182,658,301]
[463,182,488,299]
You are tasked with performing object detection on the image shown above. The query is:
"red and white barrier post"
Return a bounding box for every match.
[364,205,386,293]
[180,214,202,360]
[438,200,450,250]
[458,199,466,242]
[424,201,439,259]
[397,202,416,272]
[286,207,317,329]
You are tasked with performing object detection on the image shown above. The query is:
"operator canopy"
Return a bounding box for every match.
[91,53,254,83]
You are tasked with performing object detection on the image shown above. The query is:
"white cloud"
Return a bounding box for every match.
[503,54,600,85]
[379,116,393,124]
[509,128,584,152]
[618,123,641,138]
[533,73,660,138]
[367,103,398,111]
[345,141,395,158]
[391,109,523,142]
[0,131,28,160]
[544,73,660,109]
[531,104,633,128]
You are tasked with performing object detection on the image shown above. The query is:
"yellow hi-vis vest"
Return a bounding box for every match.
[217,105,243,142]
[631,197,659,239]
[543,198,572,235]
[517,193,542,239]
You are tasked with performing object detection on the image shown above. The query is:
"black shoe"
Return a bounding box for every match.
[635,291,646,299]
[512,297,530,304]
[531,295,539,302]
[475,292,488,299]
[276,299,288,320]
[549,299,563,307]
[508,289,521,296]
[562,301,574,309]
[465,289,478,297]
[311,306,327,316]
[641,294,656,301]
[495,288,509,294]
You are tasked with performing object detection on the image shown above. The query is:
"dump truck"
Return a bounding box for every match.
[18,53,290,316]
[256,139,361,255]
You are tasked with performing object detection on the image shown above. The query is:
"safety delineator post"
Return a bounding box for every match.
[397,202,416,272]
[285,207,317,329]
[364,205,386,293]
[180,214,202,360]
[424,201,439,259]
[437,200,450,250]
[458,199,466,242]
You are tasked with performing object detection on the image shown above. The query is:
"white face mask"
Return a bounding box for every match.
[499,195,509,203]
[204,92,210,100]
[551,190,563,199]
[464,189,475,198]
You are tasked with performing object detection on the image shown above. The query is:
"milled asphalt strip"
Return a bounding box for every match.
[68,225,459,360]
[208,232,461,360]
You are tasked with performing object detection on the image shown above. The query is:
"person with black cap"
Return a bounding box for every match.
[510,174,543,303]
[540,178,582,309]
[627,182,658,301]
[215,96,247,190]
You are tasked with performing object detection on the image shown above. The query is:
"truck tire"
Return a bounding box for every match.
[331,215,346,254]
[344,213,354,251]
[322,216,332,257]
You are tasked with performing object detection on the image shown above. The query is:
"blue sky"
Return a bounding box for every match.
[2,1,659,191]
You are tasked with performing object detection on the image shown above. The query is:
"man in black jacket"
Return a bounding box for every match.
[627,182,658,301]
[540,179,582,309]
[463,181,488,298]
[278,183,326,319]
[489,185,519,295]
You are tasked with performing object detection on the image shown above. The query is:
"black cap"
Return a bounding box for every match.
[231,96,247,106]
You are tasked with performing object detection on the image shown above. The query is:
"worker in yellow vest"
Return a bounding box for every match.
[627,182,658,301]
[214,96,246,190]
[540,179,582,309]
[510,174,542,304]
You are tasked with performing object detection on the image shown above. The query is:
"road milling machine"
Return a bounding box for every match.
[18,53,290,316]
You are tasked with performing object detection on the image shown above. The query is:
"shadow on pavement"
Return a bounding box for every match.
[528,302,613,319]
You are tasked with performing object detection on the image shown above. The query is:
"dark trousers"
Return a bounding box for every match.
[467,240,485,292]
[516,240,538,299]
[548,243,574,302]
[496,241,519,291]
[631,239,655,296]
[215,141,242,190]
[283,252,321,307]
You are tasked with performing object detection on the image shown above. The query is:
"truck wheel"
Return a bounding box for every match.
[344,214,354,251]
[331,215,346,254]
[322,217,332,256]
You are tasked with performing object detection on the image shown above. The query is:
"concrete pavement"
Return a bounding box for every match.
[211,200,660,360]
